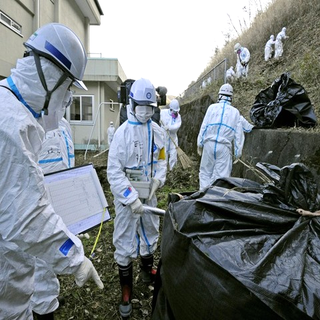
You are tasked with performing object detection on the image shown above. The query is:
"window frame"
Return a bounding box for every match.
[68,94,95,125]
[0,11,23,36]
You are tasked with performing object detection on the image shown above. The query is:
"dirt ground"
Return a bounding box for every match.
[54,150,199,320]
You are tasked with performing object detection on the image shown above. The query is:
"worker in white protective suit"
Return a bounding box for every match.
[35,116,75,319]
[234,43,250,78]
[264,35,276,61]
[38,117,75,172]
[274,27,288,59]
[160,99,182,171]
[0,23,103,320]
[107,78,167,318]
[197,84,244,190]
[107,121,115,148]
[226,66,236,83]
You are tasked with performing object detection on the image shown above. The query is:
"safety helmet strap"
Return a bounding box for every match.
[33,51,68,115]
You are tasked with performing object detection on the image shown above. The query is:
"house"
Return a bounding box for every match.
[0,0,126,151]
[70,56,126,151]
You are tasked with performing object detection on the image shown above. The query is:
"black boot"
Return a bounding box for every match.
[32,312,54,320]
[140,254,156,284]
[118,262,133,318]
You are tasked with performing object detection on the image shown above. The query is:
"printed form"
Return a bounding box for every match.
[44,164,110,234]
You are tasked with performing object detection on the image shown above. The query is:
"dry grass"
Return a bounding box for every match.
[183,0,320,128]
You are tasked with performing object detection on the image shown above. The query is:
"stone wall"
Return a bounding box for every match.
[178,95,320,186]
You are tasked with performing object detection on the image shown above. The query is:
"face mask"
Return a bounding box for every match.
[135,105,154,123]
[63,90,73,109]
[38,89,72,133]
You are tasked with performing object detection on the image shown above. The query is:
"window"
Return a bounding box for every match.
[0,11,22,36]
[70,95,94,123]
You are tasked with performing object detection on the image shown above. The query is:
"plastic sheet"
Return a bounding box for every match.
[152,164,320,320]
[250,73,317,128]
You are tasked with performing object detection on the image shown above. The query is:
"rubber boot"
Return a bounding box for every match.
[118,262,133,318]
[32,312,54,320]
[140,254,156,284]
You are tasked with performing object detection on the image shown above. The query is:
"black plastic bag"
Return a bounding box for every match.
[257,162,320,212]
[152,174,320,320]
[250,73,317,128]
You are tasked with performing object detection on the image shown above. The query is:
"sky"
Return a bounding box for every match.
[90,0,272,97]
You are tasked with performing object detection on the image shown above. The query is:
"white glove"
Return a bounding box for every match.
[130,198,145,215]
[74,256,104,289]
[148,178,161,201]
[197,146,203,156]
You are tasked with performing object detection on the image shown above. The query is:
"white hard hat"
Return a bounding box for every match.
[234,43,241,52]
[219,83,233,97]
[110,121,113,125]
[24,23,87,90]
[270,34,275,40]
[169,99,180,112]
[129,78,157,106]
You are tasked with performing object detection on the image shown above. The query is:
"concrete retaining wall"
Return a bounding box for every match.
[178,95,320,186]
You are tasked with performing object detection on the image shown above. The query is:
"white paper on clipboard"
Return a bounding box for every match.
[44,163,110,235]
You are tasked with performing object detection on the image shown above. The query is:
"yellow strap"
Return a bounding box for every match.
[90,207,106,258]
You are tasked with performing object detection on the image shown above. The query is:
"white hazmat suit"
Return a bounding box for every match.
[235,44,250,78]
[0,57,85,320]
[197,96,244,190]
[0,25,103,319]
[226,66,236,82]
[38,117,75,173]
[107,108,166,266]
[264,35,276,61]
[107,78,167,318]
[35,117,75,315]
[160,107,182,171]
[274,27,288,59]
[107,122,115,147]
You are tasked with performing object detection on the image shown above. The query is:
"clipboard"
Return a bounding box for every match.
[44,163,110,235]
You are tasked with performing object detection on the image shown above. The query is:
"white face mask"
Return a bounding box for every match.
[38,90,72,132]
[135,105,154,123]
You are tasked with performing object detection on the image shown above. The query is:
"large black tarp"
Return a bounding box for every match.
[250,73,317,128]
[152,163,320,320]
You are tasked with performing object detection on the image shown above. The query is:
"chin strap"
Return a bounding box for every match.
[32,51,68,115]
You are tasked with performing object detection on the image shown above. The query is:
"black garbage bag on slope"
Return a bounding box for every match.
[250,73,317,128]
[152,172,320,320]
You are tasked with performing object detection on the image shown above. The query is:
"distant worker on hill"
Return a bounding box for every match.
[107,121,115,148]
[234,43,250,78]
[197,84,245,190]
[226,66,236,82]
[274,27,288,59]
[264,35,276,61]
[160,99,182,171]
